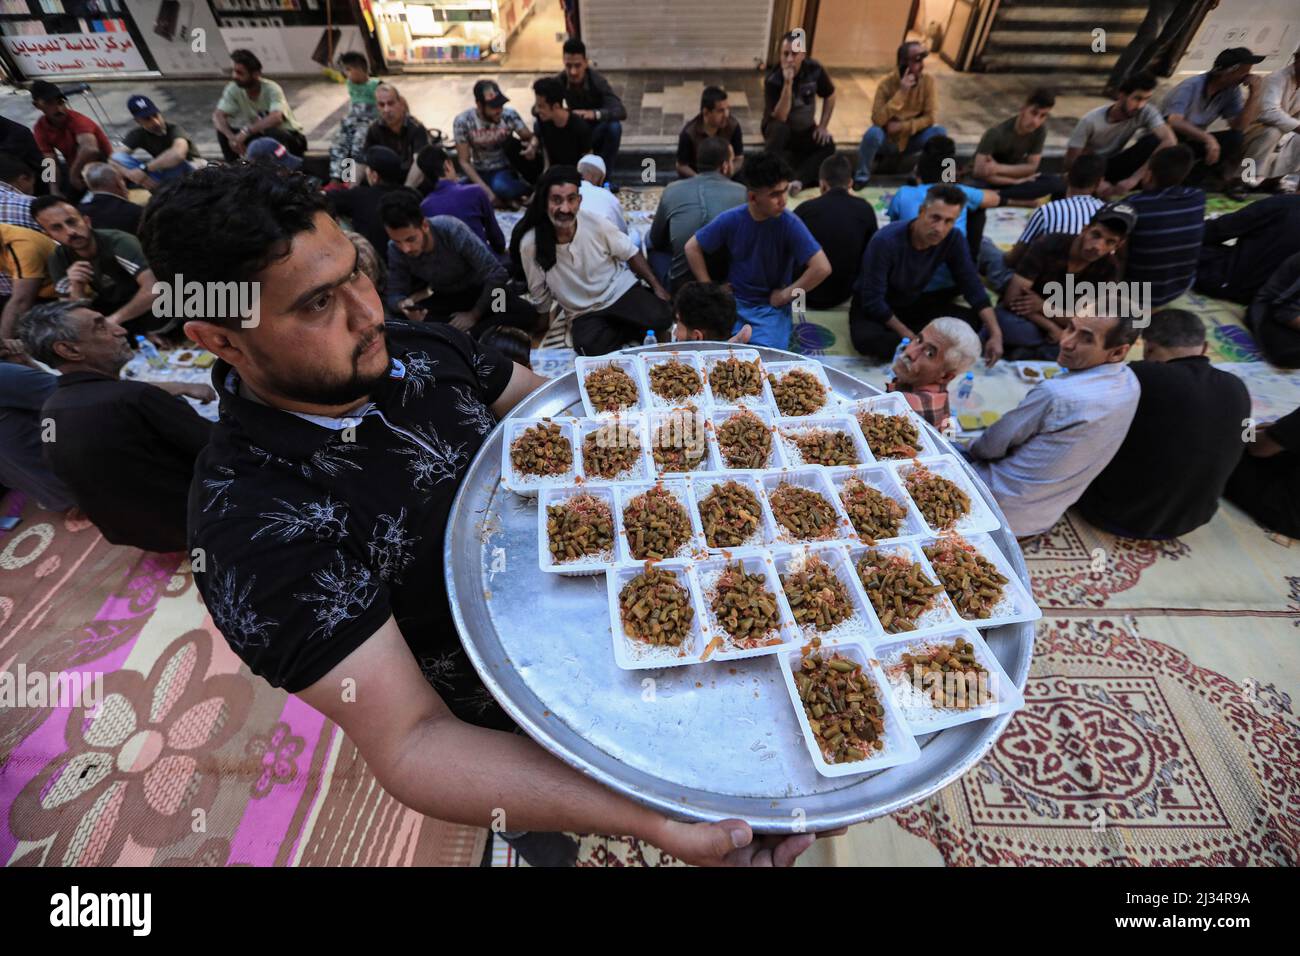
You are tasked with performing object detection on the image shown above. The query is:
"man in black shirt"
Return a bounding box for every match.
[110,95,201,191]
[137,162,806,866]
[1076,308,1251,539]
[554,38,626,173]
[793,154,877,309]
[16,299,214,551]
[0,115,49,195]
[1197,194,1300,304]
[763,31,836,191]
[329,145,408,259]
[1226,405,1300,539]
[78,163,143,236]
[363,84,431,183]
[532,76,592,169]
[677,86,745,180]
[1248,251,1300,369]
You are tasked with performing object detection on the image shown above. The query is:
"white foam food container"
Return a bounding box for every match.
[537,484,619,576]
[779,640,921,778]
[844,392,937,460]
[606,559,709,670]
[875,625,1025,734]
[694,552,802,662]
[828,466,928,545]
[761,467,855,545]
[574,414,654,484]
[709,405,787,471]
[500,416,582,499]
[776,414,875,472]
[699,348,777,412]
[917,531,1042,630]
[843,539,963,640]
[892,454,1001,536]
[639,351,712,412]
[688,471,780,554]
[647,407,716,478]
[612,478,706,565]
[575,355,647,418]
[770,542,885,645]
[765,360,837,417]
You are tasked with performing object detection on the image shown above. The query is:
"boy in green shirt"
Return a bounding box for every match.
[331,51,381,184]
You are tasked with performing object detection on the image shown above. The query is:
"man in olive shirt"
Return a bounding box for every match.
[212,49,306,161]
[648,136,745,291]
[970,88,1062,203]
[677,87,745,180]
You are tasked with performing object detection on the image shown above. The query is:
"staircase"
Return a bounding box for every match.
[972,0,1148,73]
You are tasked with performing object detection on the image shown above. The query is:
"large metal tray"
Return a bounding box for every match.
[445,343,1035,834]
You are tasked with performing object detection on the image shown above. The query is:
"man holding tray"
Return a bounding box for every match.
[142,162,826,867]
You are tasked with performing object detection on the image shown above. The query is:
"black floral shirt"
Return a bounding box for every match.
[190,321,514,729]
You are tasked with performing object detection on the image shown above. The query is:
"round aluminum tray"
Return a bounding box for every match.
[445,343,1034,834]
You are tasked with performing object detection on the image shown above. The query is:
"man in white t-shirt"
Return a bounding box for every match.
[519,166,671,354]
[1064,72,1175,197]
[576,154,627,234]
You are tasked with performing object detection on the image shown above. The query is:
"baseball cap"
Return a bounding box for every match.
[363,145,403,183]
[473,79,509,106]
[246,137,303,171]
[1092,200,1138,235]
[1213,47,1265,70]
[28,80,64,103]
[127,95,160,119]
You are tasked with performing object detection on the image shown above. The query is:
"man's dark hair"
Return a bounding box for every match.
[1142,308,1205,349]
[697,136,731,173]
[1119,71,1158,94]
[230,49,263,74]
[818,153,853,189]
[1102,312,1142,349]
[674,281,737,340]
[1068,153,1105,189]
[743,151,793,191]
[416,144,450,183]
[1148,143,1195,189]
[378,188,426,230]
[30,194,76,220]
[0,152,34,185]
[519,165,582,271]
[701,86,728,112]
[923,183,967,209]
[562,38,586,57]
[478,325,531,366]
[338,51,368,70]
[1026,87,1056,109]
[28,80,64,105]
[533,76,566,106]
[138,163,329,328]
[916,135,956,184]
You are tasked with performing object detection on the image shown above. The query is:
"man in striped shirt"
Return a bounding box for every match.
[1122,144,1205,307]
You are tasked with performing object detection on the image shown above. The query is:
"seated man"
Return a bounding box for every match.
[212,49,306,161]
[135,160,791,868]
[330,146,408,261]
[685,152,831,349]
[677,86,745,180]
[110,95,202,191]
[454,80,535,207]
[363,84,432,183]
[518,166,671,355]
[990,153,1105,286]
[995,201,1133,360]
[555,38,626,172]
[1238,44,1299,193]
[16,299,213,551]
[1225,404,1300,539]
[1197,194,1300,304]
[1064,72,1175,198]
[670,281,750,344]
[970,87,1062,204]
[966,311,1141,538]
[0,345,74,512]
[380,190,535,338]
[415,145,506,255]
[855,41,944,189]
[78,162,143,236]
[1248,250,1300,368]
[888,135,998,263]
[763,32,836,191]
[794,153,878,310]
[577,155,627,234]
[0,153,39,230]
[886,316,980,430]
[533,77,592,170]
[1153,47,1263,187]
[31,196,160,338]
[648,136,745,292]
[1123,144,1204,307]
[1076,308,1250,539]
[850,184,1003,364]
[29,80,113,196]
[0,221,56,337]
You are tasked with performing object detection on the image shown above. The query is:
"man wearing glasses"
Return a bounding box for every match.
[854,40,947,189]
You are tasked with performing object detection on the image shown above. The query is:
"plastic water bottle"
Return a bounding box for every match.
[954,372,975,416]
[136,335,166,370]
[886,337,910,382]
[643,329,658,347]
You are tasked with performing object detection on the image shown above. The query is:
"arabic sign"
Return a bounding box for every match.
[3,32,149,77]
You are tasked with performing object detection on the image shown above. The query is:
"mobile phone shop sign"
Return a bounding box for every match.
[3,33,149,78]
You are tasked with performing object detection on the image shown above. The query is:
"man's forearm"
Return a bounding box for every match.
[628,252,665,294]
[772,82,793,124]
[818,92,836,130]
[213,112,235,138]
[676,162,696,179]
[109,286,158,324]
[684,241,710,282]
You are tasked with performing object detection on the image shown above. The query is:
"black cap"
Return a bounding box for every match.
[1092,200,1138,235]
[473,79,508,106]
[28,80,64,103]
[363,145,403,183]
[1213,47,1266,70]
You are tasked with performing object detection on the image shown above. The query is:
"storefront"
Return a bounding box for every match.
[0,0,157,80]
[576,0,773,69]
[369,0,535,67]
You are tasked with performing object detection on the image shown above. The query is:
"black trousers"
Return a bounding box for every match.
[571,283,673,355]
[1103,135,1164,184]
[763,120,836,186]
[425,283,539,338]
[1225,452,1300,538]
[1247,301,1300,369]
[1106,0,1203,87]
[848,290,977,361]
[219,125,308,161]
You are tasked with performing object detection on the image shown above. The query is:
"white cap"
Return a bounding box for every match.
[576,154,605,176]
